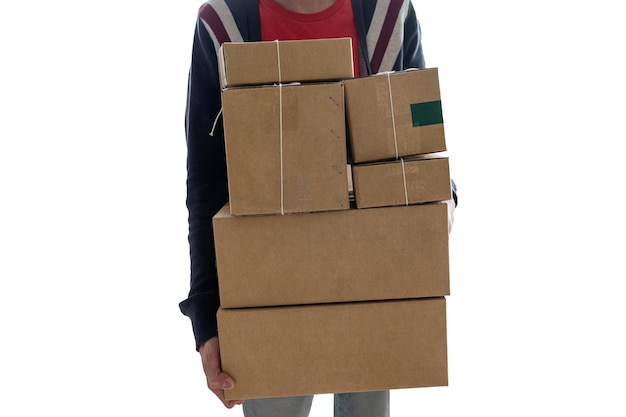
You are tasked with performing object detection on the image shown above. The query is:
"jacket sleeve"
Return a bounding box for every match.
[402,2,458,206]
[179,14,229,350]
[400,2,426,70]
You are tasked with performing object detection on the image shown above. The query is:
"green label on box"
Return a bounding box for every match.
[410,100,443,127]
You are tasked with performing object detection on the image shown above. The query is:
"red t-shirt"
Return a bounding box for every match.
[259,0,360,77]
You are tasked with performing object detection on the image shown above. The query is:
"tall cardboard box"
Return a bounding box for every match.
[213,203,449,308]
[222,82,349,216]
[343,68,446,163]
[352,156,452,208]
[218,38,354,89]
[218,297,448,400]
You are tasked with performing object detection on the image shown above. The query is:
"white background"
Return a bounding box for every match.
[1,1,625,416]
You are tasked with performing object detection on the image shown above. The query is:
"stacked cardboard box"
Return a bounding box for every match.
[218,38,355,89]
[343,68,447,163]
[351,155,452,208]
[221,82,349,216]
[344,68,453,208]
[214,39,451,400]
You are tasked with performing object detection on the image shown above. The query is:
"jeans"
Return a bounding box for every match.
[242,391,390,417]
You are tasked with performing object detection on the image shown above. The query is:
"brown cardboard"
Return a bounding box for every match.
[352,156,452,209]
[218,38,354,89]
[218,297,448,400]
[221,82,349,216]
[343,68,447,163]
[213,203,449,308]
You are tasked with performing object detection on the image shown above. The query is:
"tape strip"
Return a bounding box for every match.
[274,40,285,214]
[400,158,409,206]
[386,72,399,159]
[278,83,284,215]
[275,39,282,83]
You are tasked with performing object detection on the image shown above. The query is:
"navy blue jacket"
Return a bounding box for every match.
[180,0,455,349]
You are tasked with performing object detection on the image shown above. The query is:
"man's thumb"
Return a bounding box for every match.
[209,373,234,390]
[221,378,234,390]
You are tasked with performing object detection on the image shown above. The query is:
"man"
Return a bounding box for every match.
[180,0,457,415]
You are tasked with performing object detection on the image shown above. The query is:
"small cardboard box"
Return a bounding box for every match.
[222,82,349,216]
[218,297,448,400]
[352,155,452,209]
[343,68,446,163]
[218,38,354,89]
[213,203,449,308]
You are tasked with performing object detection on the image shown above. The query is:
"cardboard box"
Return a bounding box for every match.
[213,203,449,308]
[218,297,448,400]
[218,38,354,89]
[352,156,452,208]
[343,68,446,163]
[222,82,349,216]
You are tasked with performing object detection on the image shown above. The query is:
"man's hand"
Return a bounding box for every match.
[199,336,243,408]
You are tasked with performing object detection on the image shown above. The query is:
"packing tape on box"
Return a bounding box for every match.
[400,158,409,205]
[278,83,285,215]
[275,40,282,83]
[385,72,399,159]
[275,40,285,214]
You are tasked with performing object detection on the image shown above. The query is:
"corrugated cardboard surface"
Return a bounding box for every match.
[343,68,447,163]
[213,203,449,308]
[352,156,452,208]
[218,38,354,89]
[218,297,448,400]
[222,82,349,216]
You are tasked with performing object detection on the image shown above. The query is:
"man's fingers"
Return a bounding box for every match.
[198,337,242,408]
[208,380,243,409]
[208,372,234,390]
[207,371,241,409]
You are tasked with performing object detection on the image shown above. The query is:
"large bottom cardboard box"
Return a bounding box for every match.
[352,156,452,208]
[219,297,448,400]
[214,203,449,308]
